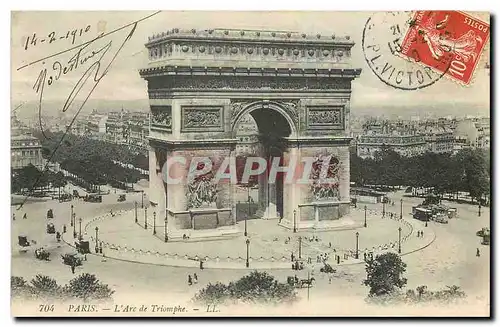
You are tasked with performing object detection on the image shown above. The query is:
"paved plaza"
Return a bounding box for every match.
[11,189,490,312]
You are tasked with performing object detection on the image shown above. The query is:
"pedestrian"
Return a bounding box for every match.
[291,253,294,262]
[416,231,420,238]
[364,253,367,261]
[194,273,198,284]
[199,260,204,270]
[71,264,75,274]
[329,242,332,248]
[23,213,27,219]
[12,213,15,221]
[328,274,332,284]
[421,230,424,238]
[188,275,193,286]
[476,248,480,257]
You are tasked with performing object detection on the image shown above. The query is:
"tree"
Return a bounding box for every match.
[63,273,114,301]
[30,275,63,299]
[193,271,297,306]
[193,282,230,305]
[363,252,407,296]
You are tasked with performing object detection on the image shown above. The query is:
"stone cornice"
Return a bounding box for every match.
[140,65,362,79]
[146,28,354,48]
[141,28,357,70]
[149,137,238,150]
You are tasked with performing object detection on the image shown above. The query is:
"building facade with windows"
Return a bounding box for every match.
[11,134,43,170]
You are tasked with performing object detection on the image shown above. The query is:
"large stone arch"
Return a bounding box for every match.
[140,28,362,239]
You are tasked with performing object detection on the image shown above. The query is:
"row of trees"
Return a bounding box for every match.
[11,273,114,302]
[11,164,67,195]
[351,147,490,203]
[36,131,148,191]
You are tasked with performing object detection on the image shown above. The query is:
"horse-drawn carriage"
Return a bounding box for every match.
[61,253,83,267]
[18,235,30,247]
[47,209,54,219]
[75,240,91,254]
[34,248,50,261]
[84,194,102,203]
[320,263,336,274]
[287,276,315,288]
[117,194,126,202]
[46,223,56,234]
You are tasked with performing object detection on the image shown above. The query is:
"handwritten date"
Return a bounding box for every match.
[24,25,92,50]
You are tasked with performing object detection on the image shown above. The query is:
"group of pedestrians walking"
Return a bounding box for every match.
[187,273,198,286]
[416,230,425,238]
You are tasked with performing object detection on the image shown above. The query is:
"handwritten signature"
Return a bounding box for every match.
[15,11,161,209]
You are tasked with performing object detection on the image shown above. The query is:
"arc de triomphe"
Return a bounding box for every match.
[139,28,361,239]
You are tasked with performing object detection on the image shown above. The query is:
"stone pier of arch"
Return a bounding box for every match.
[139,28,362,239]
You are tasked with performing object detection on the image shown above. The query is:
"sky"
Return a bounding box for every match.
[10,11,490,121]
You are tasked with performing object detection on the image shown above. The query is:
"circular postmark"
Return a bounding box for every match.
[362,11,451,90]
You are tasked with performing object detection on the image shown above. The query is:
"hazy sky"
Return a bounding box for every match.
[11,11,490,119]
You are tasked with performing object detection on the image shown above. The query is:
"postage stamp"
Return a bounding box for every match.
[399,11,490,86]
[362,11,450,90]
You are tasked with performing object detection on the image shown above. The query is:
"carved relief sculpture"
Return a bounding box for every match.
[150,106,172,129]
[186,160,218,209]
[307,106,344,129]
[182,106,223,131]
[309,154,341,200]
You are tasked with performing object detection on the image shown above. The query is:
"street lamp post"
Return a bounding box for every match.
[153,212,156,235]
[400,198,403,219]
[164,217,168,242]
[70,205,74,227]
[478,204,482,217]
[78,218,82,241]
[95,227,99,253]
[135,201,138,223]
[364,205,367,228]
[141,191,144,208]
[398,227,402,254]
[298,236,302,259]
[245,239,250,268]
[144,207,148,229]
[293,209,297,233]
[355,232,359,259]
[72,213,76,238]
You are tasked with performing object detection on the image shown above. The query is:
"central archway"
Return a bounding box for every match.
[232,100,296,221]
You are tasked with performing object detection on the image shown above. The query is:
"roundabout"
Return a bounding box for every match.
[64,205,436,270]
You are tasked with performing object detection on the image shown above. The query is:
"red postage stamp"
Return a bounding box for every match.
[400,11,489,85]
